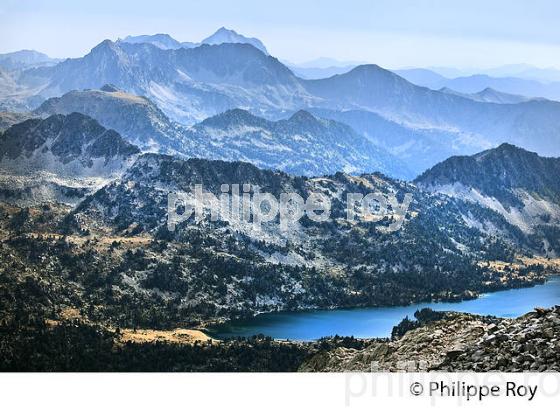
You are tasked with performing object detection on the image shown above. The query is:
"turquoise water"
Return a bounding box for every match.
[209,277,560,341]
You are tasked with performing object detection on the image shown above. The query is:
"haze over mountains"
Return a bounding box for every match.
[3,26,558,255]
[438,87,530,104]
[0,50,61,71]
[2,27,560,177]
[120,27,268,54]
[285,58,365,80]
[427,64,560,84]
[395,68,560,102]
[35,86,410,178]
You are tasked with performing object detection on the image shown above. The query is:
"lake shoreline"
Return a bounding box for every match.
[207,275,560,341]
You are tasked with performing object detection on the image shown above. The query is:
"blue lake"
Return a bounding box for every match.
[209,276,560,341]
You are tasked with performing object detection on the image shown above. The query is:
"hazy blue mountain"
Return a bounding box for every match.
[395,68,560,101]
[442,74,560,101]
[22,40,310,123]
[188,108,413,179]
[294,57,368,69]
[120,33,196,49]
[425,66,468,78]
[12,41,560,159]
[0,50,61,71]
[478,64,560,82]
[201,27,268,55]
[438,87,531,104]
[392,68,449,89]
[286,57,366,79]
[119,28,266,52]
[409,65,560,83]
[458,64,560,83]
[288,65,356,80]
[307,108,479,175]
[304,65,560,157]
[416,144,560,243]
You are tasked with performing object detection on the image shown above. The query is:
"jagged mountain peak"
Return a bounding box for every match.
[474,87,530,103]
[0,112,140,205]
[416,143,556,184]
[438,86,530,104]
[201,27,268,55]
[119,33,196,50]
[90,39,118,53]
[414,143,560,237]
[81,39,132,67]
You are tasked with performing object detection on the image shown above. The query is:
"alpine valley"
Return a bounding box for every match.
[1,28,560,372]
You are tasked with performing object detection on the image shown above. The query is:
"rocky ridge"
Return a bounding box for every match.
[299,306,560,372]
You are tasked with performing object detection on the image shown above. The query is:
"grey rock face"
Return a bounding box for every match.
[0,113,140,205]
[0,112,139,170]
[300,306,560,372]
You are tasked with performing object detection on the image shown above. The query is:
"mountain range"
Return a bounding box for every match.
[438,87,530,104]
[120,27,268,54]
[0,112,138,176]
[188,108,412,178]
[285,58,364,80]
[34,86,411,179]
[0,109,555,323]
[395,68,560,102]
[5,37,560,163]
[0,50,61,71]
[2,25,560,374]
[63,149,526,320]
[426,64,560,83]
[19,39,309,124]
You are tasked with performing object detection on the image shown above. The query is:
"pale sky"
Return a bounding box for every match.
[1,0,560,69]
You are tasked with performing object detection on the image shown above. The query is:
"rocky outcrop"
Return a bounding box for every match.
[436,306,560,371]
[300,306,560,372]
